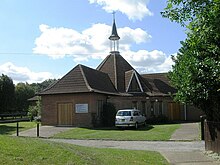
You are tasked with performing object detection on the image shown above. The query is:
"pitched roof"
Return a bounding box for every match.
[141,73,177,96]
[97,52,134,92]
[39,64,118,95]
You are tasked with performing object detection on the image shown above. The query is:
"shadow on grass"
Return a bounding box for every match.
[0,125,24,135]
[85,124,154,131]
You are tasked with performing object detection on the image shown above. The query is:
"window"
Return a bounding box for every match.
[150,101,154,116]
[97,100,104,117]
[158,101,163,115]
[117,111,131,116]
[132,101,137,109]
[141,101,146,114]
[133,111,139,116]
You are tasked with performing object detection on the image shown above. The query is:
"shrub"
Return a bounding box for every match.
[146,115,169,124]
[102,102,116,127]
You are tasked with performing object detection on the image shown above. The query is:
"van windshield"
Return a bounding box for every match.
[117,111,131,116]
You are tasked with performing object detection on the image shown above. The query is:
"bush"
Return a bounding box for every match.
[102,102,116,127]
[27,99,41,121]
[146,115,169,124]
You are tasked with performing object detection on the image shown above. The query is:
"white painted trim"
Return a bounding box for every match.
[134,72,144,92]
[126,71,135,92]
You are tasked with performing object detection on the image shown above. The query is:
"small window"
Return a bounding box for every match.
[97,100,104,117]
[133,111,139,116]
[117,111,131,116]
[132,101,137,109]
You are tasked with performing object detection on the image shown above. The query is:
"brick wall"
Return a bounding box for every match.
[41,93,107,127]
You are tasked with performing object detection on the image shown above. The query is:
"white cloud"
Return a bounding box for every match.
[33,24,174,73]
[132,53,175,73]
[124,50,166,66]
[0,62,54,84]
[33,24,151,62]
[89,0,153,20]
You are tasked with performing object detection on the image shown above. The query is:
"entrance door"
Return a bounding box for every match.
[57,103,73,126]
[168,102,181,120]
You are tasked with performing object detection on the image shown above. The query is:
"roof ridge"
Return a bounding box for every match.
[96,54,111,70]
[113,54,117,90]
[38,65,81,94]
[79,64,93,92]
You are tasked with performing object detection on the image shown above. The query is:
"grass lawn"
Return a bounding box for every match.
[0,136,169,165]
[54,124,180,141]
[0,122,36,135]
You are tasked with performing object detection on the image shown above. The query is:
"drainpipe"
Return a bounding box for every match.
[184,103,187,121]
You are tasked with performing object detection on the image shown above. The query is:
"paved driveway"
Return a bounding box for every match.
[16,122,220,165]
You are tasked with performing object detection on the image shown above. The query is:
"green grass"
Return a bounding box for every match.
[0,136,169,165]
[54,124,180,141]
[0,122,36,135]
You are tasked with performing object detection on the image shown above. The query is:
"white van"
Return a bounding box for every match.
[115,109,146,129]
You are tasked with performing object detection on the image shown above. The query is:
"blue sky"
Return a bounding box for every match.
[0,0,186,84]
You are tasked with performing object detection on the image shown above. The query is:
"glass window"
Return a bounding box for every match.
[133,111,139,116]
[97,100,103,117]
[117,111,131,116]
[132,101,137,109]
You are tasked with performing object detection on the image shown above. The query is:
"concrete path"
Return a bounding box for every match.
[15,123,220,165]
[170,122,200,141]
[47,139,205,152]
[14,126,72,138]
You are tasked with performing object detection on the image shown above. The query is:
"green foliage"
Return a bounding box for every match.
[146,115,169,124]
[28,97,41,121]
[30,79,57,93]
[15,83,35,113]
[0,74,15,113]
[0,136,168,165]
[0,75,55,115]
[162,0,220,121]
[54,124,180,141]
[102,102,117,127]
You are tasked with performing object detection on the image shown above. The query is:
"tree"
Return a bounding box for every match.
[28,97,41,121]
[15,83,35,113]
[0,74,15,114]
[161,0,220,121]
[30,79,57,93]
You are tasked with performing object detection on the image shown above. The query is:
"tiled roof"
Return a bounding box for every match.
[141,73,177,96]
[97,52,134,92]
[39,64,118,95]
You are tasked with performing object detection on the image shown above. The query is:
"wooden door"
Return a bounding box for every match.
[168,102,181,121]
[57,103,73,126]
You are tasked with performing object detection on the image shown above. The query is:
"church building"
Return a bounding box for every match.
[39,17,203,127]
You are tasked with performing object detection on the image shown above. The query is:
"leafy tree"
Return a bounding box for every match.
[30,79,57,93]
[0,74,15,114]
[162,0,220,121]
[28,97,41,121]
[15,83,35,113]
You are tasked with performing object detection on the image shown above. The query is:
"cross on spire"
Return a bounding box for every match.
[112,11,116,20]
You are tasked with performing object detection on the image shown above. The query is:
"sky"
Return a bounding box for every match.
[0,0,186,84]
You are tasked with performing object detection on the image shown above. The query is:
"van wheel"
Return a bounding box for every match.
[135,122,138,129]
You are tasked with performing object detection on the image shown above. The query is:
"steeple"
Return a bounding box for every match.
[109,12,120,53]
